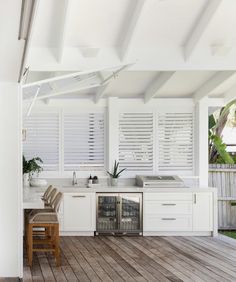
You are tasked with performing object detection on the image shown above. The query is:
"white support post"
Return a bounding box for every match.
[195,97,209,187]
[107,97,119,171]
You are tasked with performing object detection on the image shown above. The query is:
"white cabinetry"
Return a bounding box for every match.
[63,193,95,232]
[193,192,213,231]
[143,191,214,235]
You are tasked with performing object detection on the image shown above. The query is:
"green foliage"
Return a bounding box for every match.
[209,135,234,164]
[209,99,236,164]
[23,155,43,176]
[107,160,126,178]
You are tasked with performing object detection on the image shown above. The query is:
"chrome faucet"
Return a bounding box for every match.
[72,171,78,186]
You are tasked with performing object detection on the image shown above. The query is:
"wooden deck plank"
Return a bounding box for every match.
[110,236,173,282]
[82,237,125,282]
[60,237,92,282]
[166,237,236,281]
[24,236,236,282]
[148,237,226,282]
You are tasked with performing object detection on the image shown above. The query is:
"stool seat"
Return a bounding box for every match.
[28,212,58,223]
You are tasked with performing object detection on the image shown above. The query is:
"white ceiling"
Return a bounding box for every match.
[21,0,236,102]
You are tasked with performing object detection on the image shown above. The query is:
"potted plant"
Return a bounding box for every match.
[107,160,126,186]
[23,155,43,186]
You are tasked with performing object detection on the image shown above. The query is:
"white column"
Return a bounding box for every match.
[195,97,209,187]
[107,97,119,171]
[0,83,22,277]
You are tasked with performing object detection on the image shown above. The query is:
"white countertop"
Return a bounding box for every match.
[24,185,217,194]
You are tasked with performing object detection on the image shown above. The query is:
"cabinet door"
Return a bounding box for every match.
[120,193,142,231]
[193,192,213,231]
[97,194,118,231]
[63,193,95,231]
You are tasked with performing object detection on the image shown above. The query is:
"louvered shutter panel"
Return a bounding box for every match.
[64,113,105,171]
[157,112,194,172]
[119,113,153,172]
[23,112,59,171]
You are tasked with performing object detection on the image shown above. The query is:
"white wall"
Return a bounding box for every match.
[0,83,21,277]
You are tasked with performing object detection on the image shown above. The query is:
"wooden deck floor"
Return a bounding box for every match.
[23,236,236,282]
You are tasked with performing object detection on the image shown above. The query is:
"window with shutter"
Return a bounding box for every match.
[157,112,194,173]
[64,112,105,171]
[23,112,60,171]
[119,113,154,172]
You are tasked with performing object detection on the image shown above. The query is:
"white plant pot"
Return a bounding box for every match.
[111,178,118,186]
[23,173,30,187]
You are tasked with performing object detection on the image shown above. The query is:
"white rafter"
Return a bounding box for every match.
[120,0,146,60]
[224,84,236,104]
[194,71,236,102]
[184,0,222,61]
[57,0,71,63]
[144,71,175,103]
[94,64,133,103]
[94,84,109,104]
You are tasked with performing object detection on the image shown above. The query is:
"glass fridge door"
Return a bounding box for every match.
[119,193,142,232]
[96,194,118,231]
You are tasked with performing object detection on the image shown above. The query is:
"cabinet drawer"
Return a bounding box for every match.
[144,201,192,215]
[144,193,192,201]
[144,215,192,231]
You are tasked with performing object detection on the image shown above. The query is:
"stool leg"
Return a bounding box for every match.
[27,224,33,267]
[54,224,60,266]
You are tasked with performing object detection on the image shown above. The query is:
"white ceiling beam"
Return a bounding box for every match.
[120,0,146,60]
[194,71,236,103]
[94,84,109,104]
[144,71,175,103]
[224,85,236,104]
[184,0,222,61]
[57,0,71,63]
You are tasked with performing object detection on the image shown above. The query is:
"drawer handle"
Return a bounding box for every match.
[72,195,86,198]
[162,204,176,206]
[161,218,176,221]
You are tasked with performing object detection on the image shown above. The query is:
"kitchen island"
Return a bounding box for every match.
[23,185,217,237]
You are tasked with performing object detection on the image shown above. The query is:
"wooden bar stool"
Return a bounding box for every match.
[26,192,63,267]
[41,185,53,202]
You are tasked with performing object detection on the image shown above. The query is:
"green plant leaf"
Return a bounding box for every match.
[209,114,216,130]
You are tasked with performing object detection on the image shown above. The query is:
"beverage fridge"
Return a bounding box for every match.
[96,193,143,235]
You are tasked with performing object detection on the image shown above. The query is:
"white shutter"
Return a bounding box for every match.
[64,113,105,171]
[157,112,194,172]
[23,112,60,171]
[119,113,153,172]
